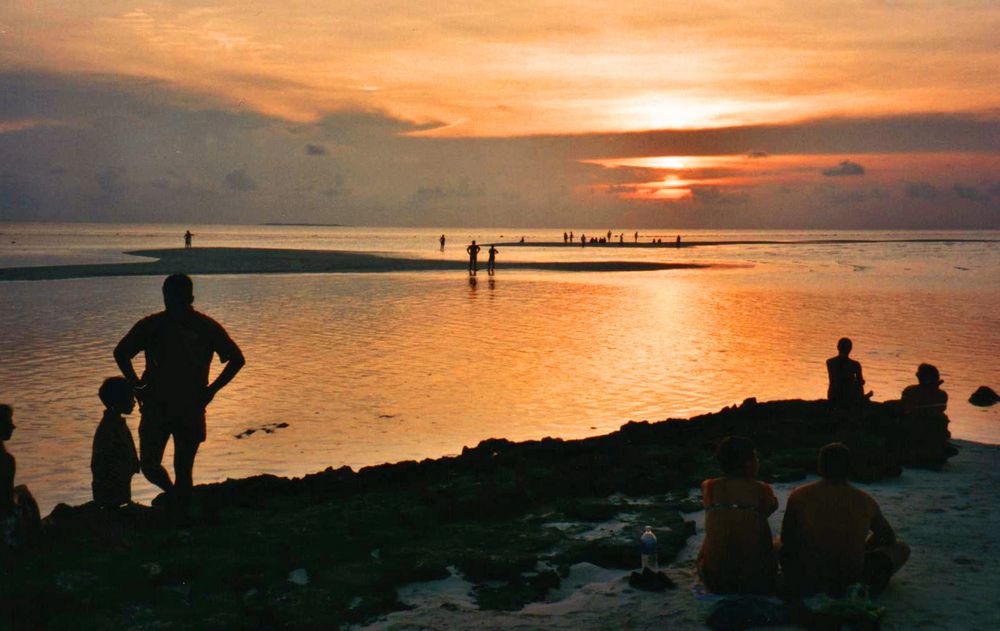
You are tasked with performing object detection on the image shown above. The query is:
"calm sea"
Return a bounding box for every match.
[1,223,998,512]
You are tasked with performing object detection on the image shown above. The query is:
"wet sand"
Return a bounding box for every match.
[0,247,716,281]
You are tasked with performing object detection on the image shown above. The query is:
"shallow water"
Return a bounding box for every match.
[1,223,998,512]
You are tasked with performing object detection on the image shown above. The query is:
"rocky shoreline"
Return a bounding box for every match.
[1,398,956,629]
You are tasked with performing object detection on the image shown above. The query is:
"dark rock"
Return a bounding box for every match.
[12,397,959,629]
[969,386,1000,407]
[628,568,676,592]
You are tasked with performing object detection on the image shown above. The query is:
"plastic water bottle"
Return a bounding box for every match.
[640,525,658,571]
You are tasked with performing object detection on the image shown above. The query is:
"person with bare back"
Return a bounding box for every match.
[114,274,245,508]
[826,337,872,409]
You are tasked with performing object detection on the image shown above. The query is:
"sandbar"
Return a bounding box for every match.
[0,247,715,281]
[499,237,1000,248]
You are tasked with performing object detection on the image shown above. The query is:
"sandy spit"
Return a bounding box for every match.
[0,247,715,281]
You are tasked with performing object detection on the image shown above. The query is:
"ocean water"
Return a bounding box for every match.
[1,223,998,513]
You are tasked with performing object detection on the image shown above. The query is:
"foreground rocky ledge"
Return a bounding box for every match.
[1,399,955,629]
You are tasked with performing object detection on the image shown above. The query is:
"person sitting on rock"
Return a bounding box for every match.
[902,364,948,418]
[698,436,778,595]
[0,404,41,549]
[899,363,956,467]
[826,337,873,409]
[779,443,909,597]
[92,377,140,509]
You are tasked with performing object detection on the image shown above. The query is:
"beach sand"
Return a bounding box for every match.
[360,440,1000,630]
[0,247,716,281]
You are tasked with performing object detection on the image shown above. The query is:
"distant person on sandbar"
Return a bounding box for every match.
[466,240,481,275]
[634,231,639,243]
[606,230,612,241]
[0,404,41,548]
[563,232,568,243]
[184,230,193,248]
[114,273,245,509]
[676,235,681,247]
[826,337,872,409]
[439,234,446,250]
[698,436,778,595]
[779,443,910,597]
[619,233,624,244]
[580,233,586,247]
[487,244,499,275]
[91,377,140,510]
[569,231,574,242]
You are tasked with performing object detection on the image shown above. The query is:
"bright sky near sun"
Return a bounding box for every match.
[4,1,1000,135]
[1,1,999,227]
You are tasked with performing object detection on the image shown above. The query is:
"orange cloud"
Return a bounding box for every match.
[2,2,1000,135]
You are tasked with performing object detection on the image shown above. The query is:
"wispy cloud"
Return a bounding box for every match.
[1,72,999,228]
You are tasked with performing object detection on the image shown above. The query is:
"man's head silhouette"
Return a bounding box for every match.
[162,273,194,314]
[916,363,942,387]
[837,337,853,356]
[817,442,851,482]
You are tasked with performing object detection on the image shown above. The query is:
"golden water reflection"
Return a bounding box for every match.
[2,269,998,512]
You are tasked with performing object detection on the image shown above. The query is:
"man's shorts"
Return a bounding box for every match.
[138,400,207,445]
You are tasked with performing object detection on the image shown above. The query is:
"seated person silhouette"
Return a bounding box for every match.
[901,363,948,419]
[0,404,41,548]
[779,443,909,597]
[826,337,872,408]
[92,377,140,509]
[698,436,778,595]
[899,363,955,466]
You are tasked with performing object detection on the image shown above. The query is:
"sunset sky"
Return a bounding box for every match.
[2,1,999,227]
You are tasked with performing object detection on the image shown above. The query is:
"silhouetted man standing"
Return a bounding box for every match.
[487,244,499,275]
[114,274,245,506]
[466,240,481,275]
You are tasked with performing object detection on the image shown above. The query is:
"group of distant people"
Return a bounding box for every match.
[696,336,951,600]
[465,240,499,276]
[443,229,689,276]
[560,231,681,246]
[1,273,245,545]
